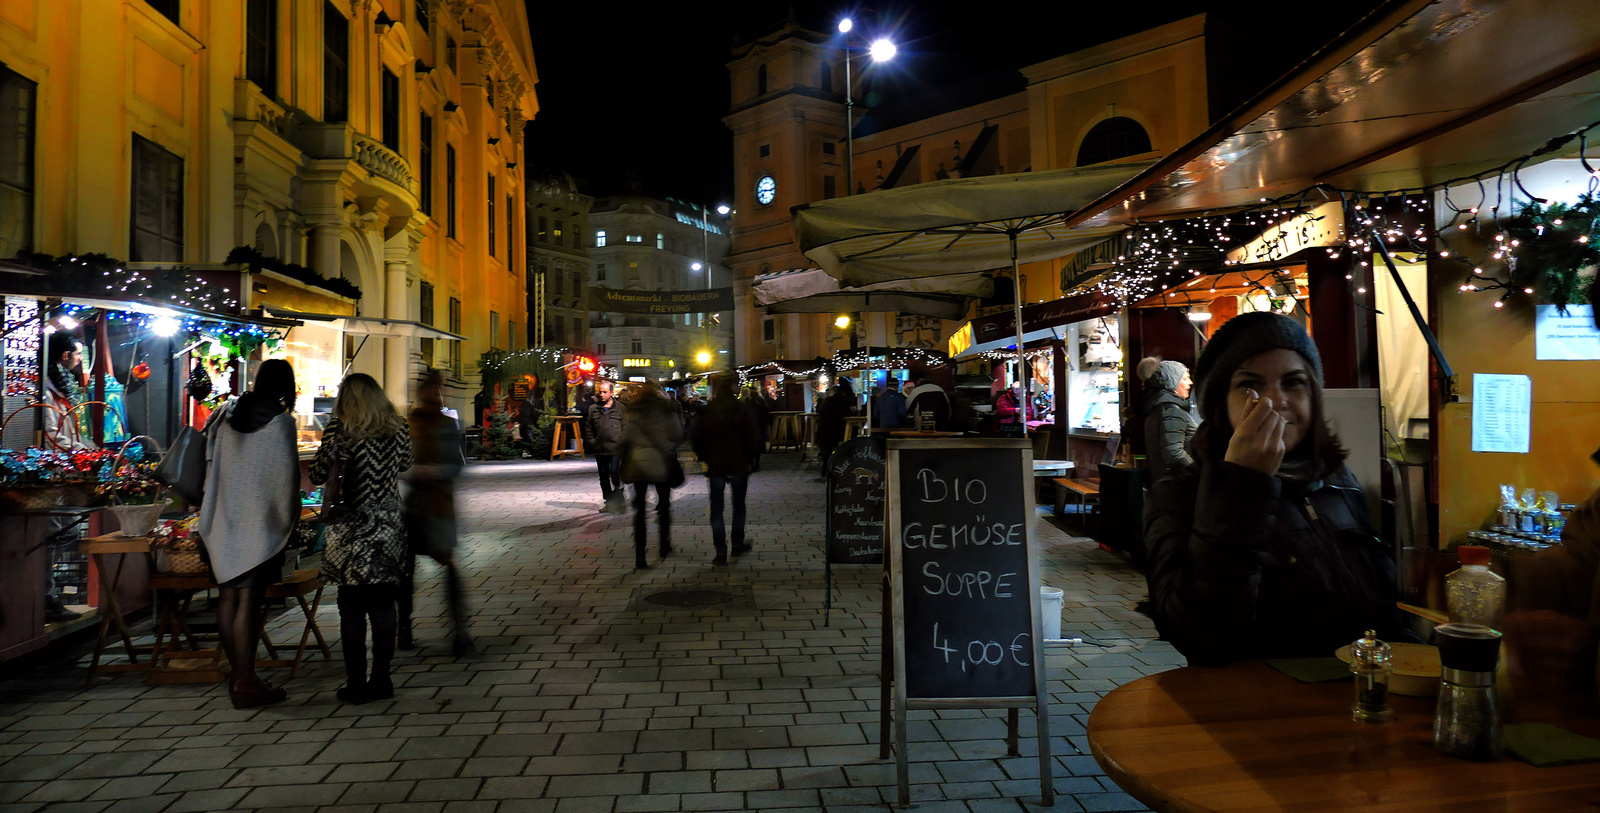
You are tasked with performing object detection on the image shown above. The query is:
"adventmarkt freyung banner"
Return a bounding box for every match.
[588,287,734,314]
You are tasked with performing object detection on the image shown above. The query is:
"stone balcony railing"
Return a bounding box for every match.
[351,133,414,193]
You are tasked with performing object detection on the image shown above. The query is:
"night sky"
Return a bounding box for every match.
[523,1,1387,203]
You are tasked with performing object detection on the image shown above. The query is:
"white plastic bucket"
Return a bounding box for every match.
[1039,586,1064,641]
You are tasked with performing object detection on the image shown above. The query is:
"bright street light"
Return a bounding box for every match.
[716,204,731,215]
[691,262,703,271]
[696,351,711,365]
[834,315,851,329]
[869,38,897,62]
[837,18,852,33]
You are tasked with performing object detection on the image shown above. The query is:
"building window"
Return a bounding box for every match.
[595,229,605,247]
[554,219,563,241]
[130,135,183,263]
[419,280,435,367]
[596,262,606,281]
[552,269,563,296]
[822,141,835,156]
[146,0,180,24]
[823,175,837,199]
[571,270,582,296]
[381,68,400,151]
[820,61,832,92]
[631,339,642,354]
[418,114,433,215]
[445,37,456,72]
[572,226,581,249]
[1076,117,1152,167]
[487,174,496,257]
[759,144,770,158]
[762,316,776,343]
[627,261,639,282]
[596,342,606,356]
[0,66,37,259]
[538,216,547,242]
[322,2,349,122]
[445,144,457,237]
[625,234,642,243]
[655,233,663,249]
[506,194,514,261]
[756,64,767,96]
[245,0,277,97]
[447,296,462,375]
[489,311,500,349]
[414,0,428,33]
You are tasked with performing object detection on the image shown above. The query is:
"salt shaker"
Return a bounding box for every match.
[1350,630,1394,724]
[1433,623,1503,760]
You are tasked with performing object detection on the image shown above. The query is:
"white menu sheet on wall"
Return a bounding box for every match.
[1471,373,1532,454]
[1535,304,1600,360]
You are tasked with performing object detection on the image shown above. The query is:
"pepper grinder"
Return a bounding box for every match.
[1433,623,1503,760]
[1350,629,1394,724]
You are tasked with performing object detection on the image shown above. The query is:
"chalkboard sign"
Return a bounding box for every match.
[890,439,1039,700]
[825,437,886,564]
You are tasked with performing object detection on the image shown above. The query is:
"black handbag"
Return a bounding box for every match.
[320,443,350,525]
[154,425,208,505]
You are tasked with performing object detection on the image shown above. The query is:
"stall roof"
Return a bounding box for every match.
[265,309,467,341]
[1062,0,1600,230]
[792,162,1150,287]
[10,293,301,329]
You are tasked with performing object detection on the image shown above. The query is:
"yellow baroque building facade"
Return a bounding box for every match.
[0,0,536,414]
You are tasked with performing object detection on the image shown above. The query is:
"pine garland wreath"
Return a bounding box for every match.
[1503,194,1600,324]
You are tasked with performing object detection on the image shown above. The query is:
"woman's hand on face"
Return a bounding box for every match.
[1224,388,1287,475]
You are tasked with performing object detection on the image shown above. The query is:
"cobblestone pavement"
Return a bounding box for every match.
[0,451,1180,812]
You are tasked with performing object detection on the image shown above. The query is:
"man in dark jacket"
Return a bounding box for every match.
[692,374,761,565]
[583,382,626,513]
[517,389,544,458]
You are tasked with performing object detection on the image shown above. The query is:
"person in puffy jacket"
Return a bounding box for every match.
[620,380,682,569]
[583,381,626,513]
[1136,357,1197,483]
[692,374,761,565]
[1144,312,1408,666]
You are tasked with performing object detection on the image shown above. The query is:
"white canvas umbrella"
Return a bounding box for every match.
[751,267,994,320]
[793,162,1148,420]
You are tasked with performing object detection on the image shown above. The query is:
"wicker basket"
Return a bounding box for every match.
[107,503,164,537]
[153,548,208,575]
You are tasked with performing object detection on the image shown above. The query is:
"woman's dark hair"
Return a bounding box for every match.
[45,332,81,394]
[1189,351,1347,480]
[252,358,297,413]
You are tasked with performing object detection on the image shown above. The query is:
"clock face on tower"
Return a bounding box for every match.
[755,175,777,205]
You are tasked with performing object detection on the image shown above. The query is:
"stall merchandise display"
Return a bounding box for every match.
[1069,318,1122,435]
[0,447,119,510]
[150,515,206,574]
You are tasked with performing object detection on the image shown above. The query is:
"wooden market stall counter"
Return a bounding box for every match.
[1087,660,1600,811]
[0,506,147,663]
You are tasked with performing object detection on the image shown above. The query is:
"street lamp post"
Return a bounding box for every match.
[838,18,895,431]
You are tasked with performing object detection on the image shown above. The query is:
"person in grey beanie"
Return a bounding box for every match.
[1135,357,1195,482]
[1143,312,1409,665]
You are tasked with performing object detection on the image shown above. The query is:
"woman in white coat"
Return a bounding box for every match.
[197,359,300,709]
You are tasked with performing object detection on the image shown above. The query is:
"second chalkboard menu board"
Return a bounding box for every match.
[825,437,886,565]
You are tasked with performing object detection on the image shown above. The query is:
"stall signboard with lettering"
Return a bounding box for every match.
[886,437,1051,805]
[587,286,734,315]
[1535,304,1600,360]
[825,437,885,564]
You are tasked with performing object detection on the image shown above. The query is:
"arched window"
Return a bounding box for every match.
[254,222,277,258]
[819,61,832,92]
[1076,117,1152,166]
[756,64,768,96]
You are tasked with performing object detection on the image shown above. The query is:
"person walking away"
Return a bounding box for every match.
[399,369,475,656]
[815,379,856,478]
[41,332,92,622]
[874,378,908,429]
[693,374,761,565]
[1136,357,1197,483]
[312,373,414,703]
[742,383,773,471]
[1144,312,1409,666]
[584,381,626,513]
[517,387,543,458]
[196,358,299,708]
[620,380,682,569]
[907,377,951,431]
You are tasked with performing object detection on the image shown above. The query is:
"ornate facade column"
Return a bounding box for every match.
[382,232,416,407]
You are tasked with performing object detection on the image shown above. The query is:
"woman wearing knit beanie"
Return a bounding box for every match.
[1144,312,1409,665]
[1135,357,1195,482]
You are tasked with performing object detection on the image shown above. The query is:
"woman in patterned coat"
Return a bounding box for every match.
[311,373,413,704]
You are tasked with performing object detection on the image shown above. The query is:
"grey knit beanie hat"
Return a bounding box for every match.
[1136,357,1188,392]
[1193,312,1322,415]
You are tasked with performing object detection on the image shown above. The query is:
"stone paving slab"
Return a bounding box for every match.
[0,453,1170,812]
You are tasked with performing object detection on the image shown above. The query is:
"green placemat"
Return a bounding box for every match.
[1266,657,1351,683]
[1504,723,1600,767]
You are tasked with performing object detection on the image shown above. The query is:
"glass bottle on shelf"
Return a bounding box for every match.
[1446,545,1505,630]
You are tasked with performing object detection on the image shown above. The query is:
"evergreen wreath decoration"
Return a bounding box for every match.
[1502,194,1600,323]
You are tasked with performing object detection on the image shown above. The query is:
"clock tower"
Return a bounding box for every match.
[724,19,847,365]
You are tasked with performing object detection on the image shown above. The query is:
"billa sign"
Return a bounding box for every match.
[588,286,734,315]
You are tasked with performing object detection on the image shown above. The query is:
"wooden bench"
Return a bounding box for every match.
[1053,477,1101,529]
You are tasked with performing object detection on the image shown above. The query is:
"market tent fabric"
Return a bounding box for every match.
[792,162,1148,287]
[752,267,993,320]
[265,308,467,341]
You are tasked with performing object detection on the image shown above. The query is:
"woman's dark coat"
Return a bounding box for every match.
[1139,387,1197,482]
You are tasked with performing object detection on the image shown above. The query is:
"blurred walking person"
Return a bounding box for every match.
[584,380,626,513]
[197,358,299,709]
[399,369,476,656]
[312,373,413,704]
[815,378,856,477]
[620,380,682,569]
[693,374,761,565]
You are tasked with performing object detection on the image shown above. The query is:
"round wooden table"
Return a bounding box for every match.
[1087,661,1600,811]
